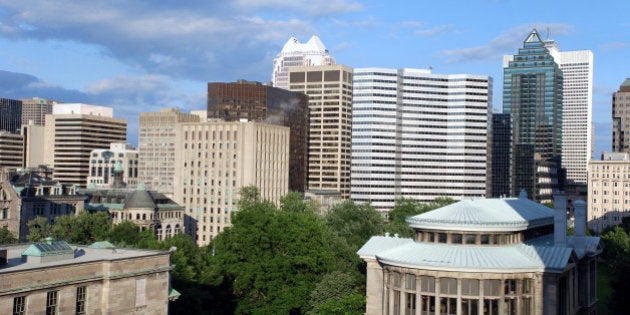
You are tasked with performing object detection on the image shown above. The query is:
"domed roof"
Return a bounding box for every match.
[124,184,155,210]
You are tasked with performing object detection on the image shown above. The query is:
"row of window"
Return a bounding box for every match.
[13,286,86,315]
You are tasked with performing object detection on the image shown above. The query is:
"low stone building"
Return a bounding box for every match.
[0,238,177,314]
[358,192,602,315]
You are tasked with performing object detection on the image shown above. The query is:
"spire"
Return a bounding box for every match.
[524,29,542,43]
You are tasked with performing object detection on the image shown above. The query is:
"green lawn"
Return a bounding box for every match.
[597,263,612,315]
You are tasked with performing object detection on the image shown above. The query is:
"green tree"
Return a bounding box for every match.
[602,226,630,262]
[0,225,18,244]
[309,271,359,313]
[238,185,261,208]
[325,200,385,250]
[314,293,366,315]
[27,216,53,242]
[280,192,318,214]
[108,221,142,246]
[386,197,455,237]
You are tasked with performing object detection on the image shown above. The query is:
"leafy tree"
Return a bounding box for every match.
[280,192,318,214]
[309,271,359,313]
[238,185,261,208]
[27,216,53,242]
[314,293,366,315]
[325,200,385,250]
[386,197,455,237]
[602,226,630,263]
[108,221,142,246]
[0,225,18,244]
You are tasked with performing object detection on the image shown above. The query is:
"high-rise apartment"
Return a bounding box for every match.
[503,29,563,203]
[138,108,200,198]
[272,36,335,90]
[0,132,24,170]
[588,152,630,233]
[490,113,512,198]
[44,104,127,187]
[288,64,353,198]
[613,78,630,152]
[20,97,59,127]
[351,68,491,212]
[173,121,289,245]
[207,81,308,192]
[0,98,22,134]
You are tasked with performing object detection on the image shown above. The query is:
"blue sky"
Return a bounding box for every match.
[0,0,627,155]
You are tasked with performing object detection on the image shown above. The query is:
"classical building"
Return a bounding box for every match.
[288,64,353,198]
[0,238,177,314]
[613,78,630,152]
[43,104,127,188]
[0,98,22,134]
[503,29,564,203]
[0,132,24,170]
[174,121,289,245]
[87,143,139,188]
[0,167,84,241]
[272,35,335,90]
[587,152,630,233]
[138,108,200,198]
[490,113,512,198]
[20,97,58,127]
[207,81,309,192]
[351,68,491,212]
[359,193,601,315]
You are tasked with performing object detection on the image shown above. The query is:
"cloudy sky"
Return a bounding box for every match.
[0,0,627,154]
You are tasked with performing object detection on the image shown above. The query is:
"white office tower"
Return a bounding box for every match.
[351,68,492,212]
[504,42,593,186]
[272,36,335,90]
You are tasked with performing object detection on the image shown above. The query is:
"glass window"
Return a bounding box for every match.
[391,272,401,288]
[405,274,416,290]
[405,293,416,315]
[46,291,58,315]
[465,234,476,244]
[505,279,517,295]
[481,235,489,244]
[461,299,478,315]
[523,279,532,294]
[451,234,462,244]
[420,276,435,293]
[461,279,479,296]
[13,296,26,315]
[440,278,457,295]
[76,286,87,315]
[438,233,447,243]
[484,280,501,296]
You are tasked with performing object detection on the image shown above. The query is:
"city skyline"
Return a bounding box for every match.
[0,1,627,155]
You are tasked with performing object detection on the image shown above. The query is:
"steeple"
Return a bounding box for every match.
[524,29,542,43]
[111,161,126,189]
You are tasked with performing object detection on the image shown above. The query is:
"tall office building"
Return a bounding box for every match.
[207,81,308,192]
[20,97,58,127]
[272,35,335,90]
[87,143,139,188]
[173,121,289,245]
[503,29,563,203]
[138,108,200,198]
[351,68,491,212]
[0,132,24,170]
[490,113,512,198]
[613,78,630,152]
[288,64,353,198]
[0,98,22,134]
[43,104,127,187]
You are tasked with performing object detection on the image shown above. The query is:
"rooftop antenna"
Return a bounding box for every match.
[546,27,550,40]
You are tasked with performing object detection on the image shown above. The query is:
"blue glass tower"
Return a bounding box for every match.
[503,29,563,202]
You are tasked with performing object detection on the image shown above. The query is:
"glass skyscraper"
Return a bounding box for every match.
[503,29,563,203]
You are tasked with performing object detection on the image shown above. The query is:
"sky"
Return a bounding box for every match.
[0,0,627,156]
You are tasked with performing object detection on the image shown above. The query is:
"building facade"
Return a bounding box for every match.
[359,194,601,315]
[351,68,491,212]
[207,81,309,192]
[503,29,564,203]
[20,97,58,127]
[173,121,289,245]
[138,108,200,198]
[43,104,127,188]
[289,64,353,198]
[490,113,512,198]
[0,98,22,134]
[613,79,630,152]
[0,132,24,170]
[587,152,630,233]
[272,35,335,90]
[0,239,175,314]
[87,143,139,188]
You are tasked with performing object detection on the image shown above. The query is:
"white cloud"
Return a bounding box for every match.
[414,25,452,37]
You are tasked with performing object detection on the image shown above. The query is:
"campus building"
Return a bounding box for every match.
[359,193,601,315]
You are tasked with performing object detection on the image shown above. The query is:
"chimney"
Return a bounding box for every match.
[573,199,586,237]
[553,194,567,247]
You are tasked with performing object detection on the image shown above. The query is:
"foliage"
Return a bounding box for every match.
[325,200,385,250]
[26,216,53,242]
[280,192,318,214]
[238,185,260,208]
[0,225,18,244]
[386,197,455,237]
[309,271,358,313]
[313,293,366,315]
[108,221,142,246]
[602,226,630,262]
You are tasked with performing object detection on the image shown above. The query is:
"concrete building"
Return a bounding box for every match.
[0,239,176,314]
[351,68,491,212]
[20,97,58,127]
[359,193,601,315]
[288,64,353,198]
[21,124,45,168]
[44,104,127,188]
[503,29,564,203]
[138,108,200,198]
[207,81,309,192]
[272,35,335,90]
[87,143,139,188]
[0,132,24,170]
[0,98,22,134]
[587,152,630,233]
[174,121,289,245]
[613,78,630,152]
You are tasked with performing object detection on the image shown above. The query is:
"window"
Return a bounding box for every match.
[461,279,479,296]
[484,280,501,296]
[440,278,457,295]
[420,276,435,293]
[46,291,58,315]
[76,286,86,314]
[451,234,462,244]
[405,274,416,290]
[13,296,26,315]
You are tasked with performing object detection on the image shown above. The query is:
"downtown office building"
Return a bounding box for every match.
[351,68,491,212]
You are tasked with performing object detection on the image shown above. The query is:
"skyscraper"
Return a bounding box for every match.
[272,36,335,90]
[0,98,22,134]
[288,64,353,198]
[207,81,309,192]
[43,104,127,187]
[0,132,24,170]
[20,97,59,127]
[613,78,630,152]
[351,68,491,212]
[138,108,200,198]
[490,113,512,198]
[503,29,563,203]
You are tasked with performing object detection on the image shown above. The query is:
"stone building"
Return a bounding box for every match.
[587,152,630,233]
[358,192,601,315]
[0,238,177,314]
